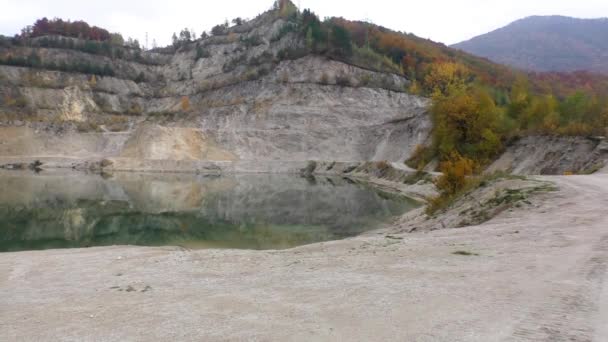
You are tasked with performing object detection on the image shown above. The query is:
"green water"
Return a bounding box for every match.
[0,170,419,252]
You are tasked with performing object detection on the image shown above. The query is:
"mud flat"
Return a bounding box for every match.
[1,174,607,341]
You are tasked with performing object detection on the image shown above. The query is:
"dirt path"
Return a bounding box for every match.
[1,175,607,341]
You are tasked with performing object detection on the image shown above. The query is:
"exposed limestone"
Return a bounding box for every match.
[59,86,97,122]
[488,135,608,175]
[120,124,236,161]
[0,7,432,167]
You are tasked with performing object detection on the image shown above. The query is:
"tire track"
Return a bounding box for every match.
[508,175,608,341]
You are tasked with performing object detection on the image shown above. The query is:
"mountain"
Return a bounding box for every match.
[452,16,608,74]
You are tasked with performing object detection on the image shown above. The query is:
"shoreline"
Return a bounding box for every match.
[1,174,607,340]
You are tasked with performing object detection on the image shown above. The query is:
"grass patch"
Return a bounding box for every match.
[581,163,605,175]
[426,171,525,216]
[403,171,434,185]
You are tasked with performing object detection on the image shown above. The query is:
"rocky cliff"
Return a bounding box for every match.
[0,7,431,168]
[487,136,608,175]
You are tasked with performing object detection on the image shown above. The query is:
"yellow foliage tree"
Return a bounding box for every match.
[432,86,502,163]
[424,62,469,97]
[436,153,475,195]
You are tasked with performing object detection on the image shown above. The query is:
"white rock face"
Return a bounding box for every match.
[487,136,608,175]
[0,10,432,164]
[197,79,430,162]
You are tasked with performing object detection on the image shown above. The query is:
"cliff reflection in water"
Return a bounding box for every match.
[0,170,419,252]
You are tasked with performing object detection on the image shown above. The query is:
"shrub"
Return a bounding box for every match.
[244,69,259,81]
[277,47,309,61]
[3,95,28,108]
[375,161,391,176]
[426,154,475,215]
[352,45,402,75]
[241,35,264,48]
[134,72,146,83]
[271,22,297,42]
[211,24,228,36]
[180,96,190,112]
[407,144,433,171]
[280,71,290,83]
[127,103,143,115]
[435,154,475,196]
[358,74,371,87]
[335,74,352,87]
[195,46,211,60]
[319,72,329,85]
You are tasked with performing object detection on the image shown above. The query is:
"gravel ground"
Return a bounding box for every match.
[1,175,607,341]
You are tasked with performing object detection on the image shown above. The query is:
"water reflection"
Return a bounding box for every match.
[0,170,419,252]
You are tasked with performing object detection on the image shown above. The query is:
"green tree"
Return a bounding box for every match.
[329,24,352,57]
[305,27,314,50]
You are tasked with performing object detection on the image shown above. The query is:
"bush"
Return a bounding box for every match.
[335,74,352,87]
[407,144,434,171]
[241,35,264,48]
[180,96,190,112]
[319,72,330,85]
[223,54,248,73]
[435,154,475,195]
[277,47,309,61]
[134,72,146,83]
[271,22,297,42]
[195,46,211,60]
[352,45,402,75]
[127,103,143,115]
[211,24,228,36]
[248,51,274,66]
[426,154,476,215]
[5,95,28,108]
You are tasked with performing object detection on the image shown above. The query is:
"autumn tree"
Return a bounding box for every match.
[23,18,112,42]
[432,86,502,163]
[424,62,470,97]
[435,153,475,195]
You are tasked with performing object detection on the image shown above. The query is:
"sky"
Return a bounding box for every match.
[1,0,607,48]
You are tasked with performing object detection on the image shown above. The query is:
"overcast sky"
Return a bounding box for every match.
[1,0,607,47]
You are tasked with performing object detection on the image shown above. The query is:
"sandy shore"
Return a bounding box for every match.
[1,175,607,341]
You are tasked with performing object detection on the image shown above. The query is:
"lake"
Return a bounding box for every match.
[0,170,419,252]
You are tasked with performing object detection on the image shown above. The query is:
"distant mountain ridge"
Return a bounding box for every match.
[452,16,608,74]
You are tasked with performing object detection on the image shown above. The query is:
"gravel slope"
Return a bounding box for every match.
[1,175,607,341]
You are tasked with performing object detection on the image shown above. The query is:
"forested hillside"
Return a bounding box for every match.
[453,16,608,74]
[267,2,608,167]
